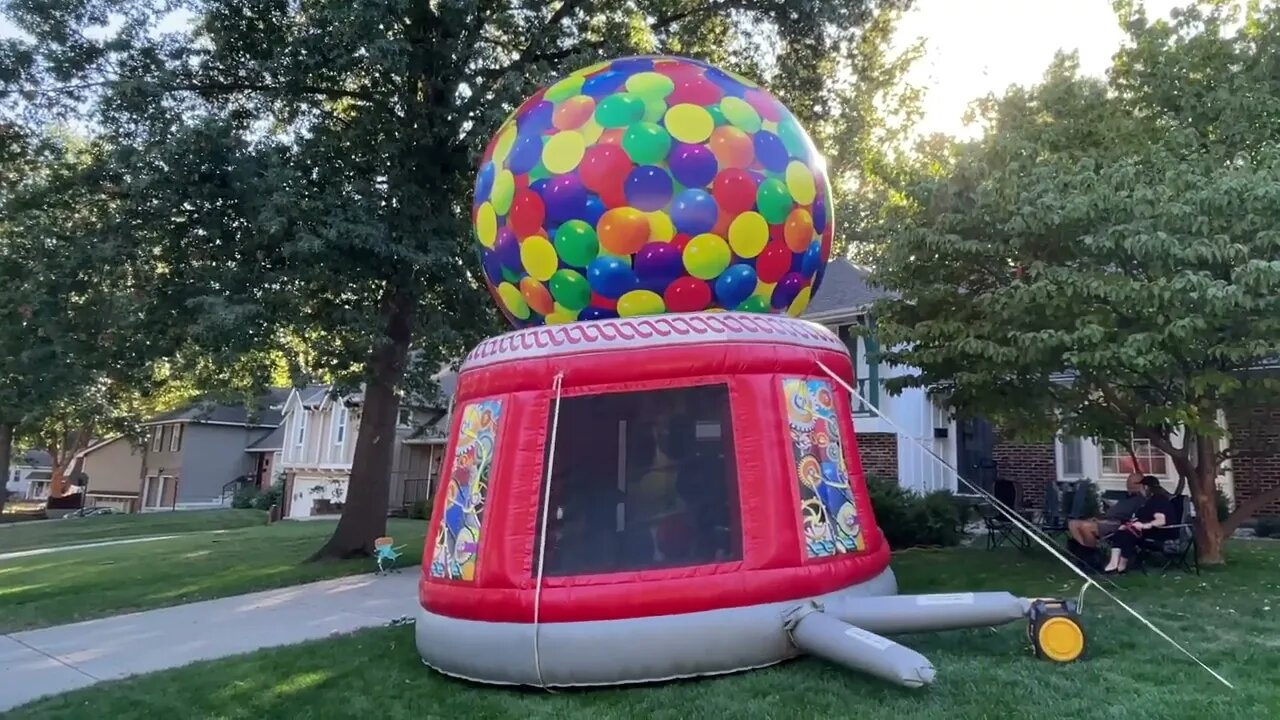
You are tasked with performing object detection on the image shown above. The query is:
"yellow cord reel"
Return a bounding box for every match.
[1027,599,1087,663]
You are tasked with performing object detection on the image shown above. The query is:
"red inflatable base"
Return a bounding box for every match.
[421,314,893,625]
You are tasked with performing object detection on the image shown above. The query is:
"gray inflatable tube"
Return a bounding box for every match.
[416,568,1031,688]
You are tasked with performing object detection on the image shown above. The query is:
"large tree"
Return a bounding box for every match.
[872,2,1280,564]
[3,0,911,557]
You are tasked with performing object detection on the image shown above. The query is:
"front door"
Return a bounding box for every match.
[955,417,996,493]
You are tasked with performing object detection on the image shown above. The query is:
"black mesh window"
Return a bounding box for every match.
[539,384,741,577]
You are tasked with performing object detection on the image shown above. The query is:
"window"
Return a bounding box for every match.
[836,322,879,414]
[1061,436,1083,477]
[295,412,308,450]
[397,407,414,428]
[333,406,348,445]
[1100,437,1167,476]
[783,378,865,558]
[151,427,164,452]
[169,424,183,453]
[430,399,503,581]
[535,384,741,577]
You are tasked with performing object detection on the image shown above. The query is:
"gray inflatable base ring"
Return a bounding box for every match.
[416,567,898,687]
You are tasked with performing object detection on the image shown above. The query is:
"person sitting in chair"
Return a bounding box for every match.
[1067,472,1143,550]
[1102,475,1175,574]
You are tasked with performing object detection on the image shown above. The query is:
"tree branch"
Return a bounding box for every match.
[1222,483,1280,534]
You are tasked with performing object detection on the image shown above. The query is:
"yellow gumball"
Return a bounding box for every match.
[497,282,530,320]
[546,303,580,325]
[520,236,559,282]
[728,212,768,258]
[617,290,666,318]
[646,211,675,243]
[475,203,498,248]
[543,132,586,174]
[786,161,817,205]
[789,286,813,316]
[492,124,517,166]
[683,233,731,280]
[665,104,714,144]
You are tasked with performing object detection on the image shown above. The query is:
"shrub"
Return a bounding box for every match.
[909,490,963,548]
[252,479,284,511]
[1216,487,1231,521]
[231,485,260,509]
[409,498,433,520]
[864,476,962,549]
[1253,516,1280,538]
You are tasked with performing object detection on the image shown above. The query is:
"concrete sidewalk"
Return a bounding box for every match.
[0,572,419,711]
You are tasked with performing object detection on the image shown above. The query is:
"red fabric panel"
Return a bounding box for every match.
[420,542,891,623]
[419,337,892,623]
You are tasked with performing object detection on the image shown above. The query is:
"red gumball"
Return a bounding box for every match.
[756,242,792,284]
[509,190,546,238]
[664,276,712,312]
[591,291,619,311]
[580,145,631,195]
[668,75,723,106]
[712,169,757,216]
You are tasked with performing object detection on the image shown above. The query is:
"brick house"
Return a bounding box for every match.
[805,260,1278,517]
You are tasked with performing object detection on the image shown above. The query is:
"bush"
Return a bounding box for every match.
[864,476,962,549]
[252,479,284,511]
[1253,516,1280,538]
[231,485,260,509]
[1216,487,1231,522]
[409,498,433,520]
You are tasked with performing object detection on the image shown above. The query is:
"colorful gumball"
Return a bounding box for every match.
[472,55,834,328]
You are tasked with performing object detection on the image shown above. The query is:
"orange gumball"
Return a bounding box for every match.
[709,126,754,169]
[519,277,556,316]
[553,96,596,131]
[597,207,651,256]
[784,208,814,253]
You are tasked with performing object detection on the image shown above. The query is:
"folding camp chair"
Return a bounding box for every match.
[374,536,406,575]
[980,478,1030,550]
[1037,480,1069,540]
[1133,496,1200,575]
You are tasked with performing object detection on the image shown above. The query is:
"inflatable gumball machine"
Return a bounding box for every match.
[417,56,1086,689]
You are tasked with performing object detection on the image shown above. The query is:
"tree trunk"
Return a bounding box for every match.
[0,422,13,514]
[310,283,415,561]
[1186,433,1226,565]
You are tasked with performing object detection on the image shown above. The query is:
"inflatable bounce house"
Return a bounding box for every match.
[417,56,1086,689]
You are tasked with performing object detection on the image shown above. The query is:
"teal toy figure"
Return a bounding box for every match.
[374,536,404,574]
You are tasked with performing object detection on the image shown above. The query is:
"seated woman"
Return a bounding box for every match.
[1102,475,1176,574]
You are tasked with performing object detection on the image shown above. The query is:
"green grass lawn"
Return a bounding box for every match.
[10,541,1279,720]
[0,518,427,633]
[0,509,269,553]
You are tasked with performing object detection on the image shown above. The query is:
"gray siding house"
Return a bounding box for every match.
[74,390,289,512]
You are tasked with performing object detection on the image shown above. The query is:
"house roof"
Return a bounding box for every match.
[245,426,285,453]
[145,389,290,428]
[14,449,53,468]
[803,259,894,322]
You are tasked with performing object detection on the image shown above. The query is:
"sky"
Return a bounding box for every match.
[2,1,1192,142]
[892,0,1185,139]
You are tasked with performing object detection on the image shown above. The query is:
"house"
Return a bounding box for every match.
[809,259,1280,516]
[5,449,54,500]
[803,260,959,495]
[277,375,454,519]
[73,390,289,512]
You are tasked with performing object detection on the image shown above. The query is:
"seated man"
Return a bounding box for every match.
[1067,472,1143,549]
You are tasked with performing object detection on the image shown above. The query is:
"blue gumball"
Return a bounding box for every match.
[670,189,719,236]
[587,255,639,299]
[801,240,822,276]
[714,264,757,308]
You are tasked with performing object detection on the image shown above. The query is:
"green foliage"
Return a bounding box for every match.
[408,499,432,521]
[870,2,1280,544]
[865,476,963,548]
[253,479,285,512]
[231,485,260,510]
[1,0,917,554]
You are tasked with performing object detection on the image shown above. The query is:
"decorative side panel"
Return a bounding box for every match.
[430,399,503,580]
[782,378,865,559]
